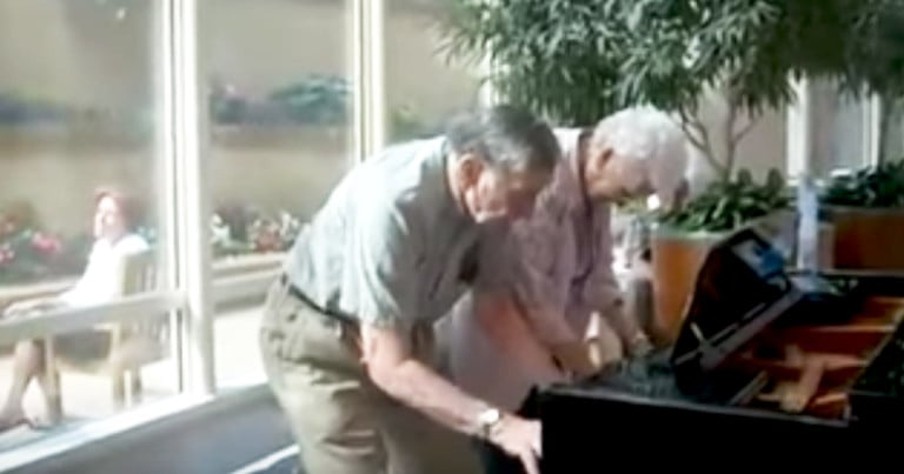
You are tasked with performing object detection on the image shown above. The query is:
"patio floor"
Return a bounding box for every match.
[0,304,266,453]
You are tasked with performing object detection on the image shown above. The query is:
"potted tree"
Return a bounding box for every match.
[821,160,904,270]
[442,0,904,343]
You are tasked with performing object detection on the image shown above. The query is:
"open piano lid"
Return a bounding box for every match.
[670,228,806,384]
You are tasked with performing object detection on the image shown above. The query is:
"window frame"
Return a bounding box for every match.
[786,77,881,179]
[0,0,370,467]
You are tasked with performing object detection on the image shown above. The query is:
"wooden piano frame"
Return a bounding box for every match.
[726,296,904,419]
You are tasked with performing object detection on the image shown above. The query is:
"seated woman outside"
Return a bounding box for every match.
[0,187,149,431]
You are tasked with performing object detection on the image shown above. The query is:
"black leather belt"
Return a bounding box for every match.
[278,274,356,325]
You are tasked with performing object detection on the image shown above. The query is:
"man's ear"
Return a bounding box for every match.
[455,153,485,186]
[587,147,614,174]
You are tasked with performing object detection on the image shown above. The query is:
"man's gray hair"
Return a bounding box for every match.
[445,105,561,174]
[591,106,689,200]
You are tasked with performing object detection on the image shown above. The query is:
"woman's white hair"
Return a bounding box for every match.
[590,105,689,205]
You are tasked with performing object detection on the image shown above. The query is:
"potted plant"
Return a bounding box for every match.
[442,0,904,343]
[821,160,904,270]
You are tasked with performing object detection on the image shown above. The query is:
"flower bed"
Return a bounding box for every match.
[0,203,302,287]
[0,209,90,286]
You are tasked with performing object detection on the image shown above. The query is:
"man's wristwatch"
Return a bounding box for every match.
[477,407,503,440]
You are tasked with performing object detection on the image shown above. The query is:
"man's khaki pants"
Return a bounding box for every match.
[259,279,481,474]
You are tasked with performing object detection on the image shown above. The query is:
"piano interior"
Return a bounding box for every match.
[723,296,904,419]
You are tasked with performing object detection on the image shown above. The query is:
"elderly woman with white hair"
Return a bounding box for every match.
[437,105,689,473]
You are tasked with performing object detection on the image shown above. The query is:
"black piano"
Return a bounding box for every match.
[540,228,904,470]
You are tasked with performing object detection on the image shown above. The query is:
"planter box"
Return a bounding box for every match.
[650,230,722,345]
[826,206,904,271]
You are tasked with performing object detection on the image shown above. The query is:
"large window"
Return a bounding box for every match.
[384,0,482,143]
[0,0,178,451]
[208,0,356,389]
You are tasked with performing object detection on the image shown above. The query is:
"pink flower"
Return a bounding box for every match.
[254,231,280,252]
[0,247,15,264]
[31,233,62,256]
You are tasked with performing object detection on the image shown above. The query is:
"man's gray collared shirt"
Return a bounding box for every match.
[284,137,480,329]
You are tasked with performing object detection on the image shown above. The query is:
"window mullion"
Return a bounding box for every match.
[170,0,215,396]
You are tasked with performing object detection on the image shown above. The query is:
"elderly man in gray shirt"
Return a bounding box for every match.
[259,105,560,474]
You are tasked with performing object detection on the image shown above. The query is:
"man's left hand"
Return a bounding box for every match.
[550,341,600,378]
[626,332,654,358]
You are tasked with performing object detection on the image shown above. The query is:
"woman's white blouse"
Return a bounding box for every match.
[59,234,150,308]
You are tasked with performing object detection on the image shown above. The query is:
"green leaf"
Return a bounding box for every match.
[822,158,904,208]
[766,167,784,191]
[654,170,790,233]
[441,0,904,173]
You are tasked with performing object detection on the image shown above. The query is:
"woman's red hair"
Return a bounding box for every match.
[94,186,141,230]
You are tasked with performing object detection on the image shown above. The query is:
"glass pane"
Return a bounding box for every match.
[686,92,788,182]
[734,107,787,180]
[209,0,355,388]
[826,94,866,175]
[811,80,870,177]
[385,0,482,143]
[881,98,904,162]
[0,312,179,451]
[0,0,177,449]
